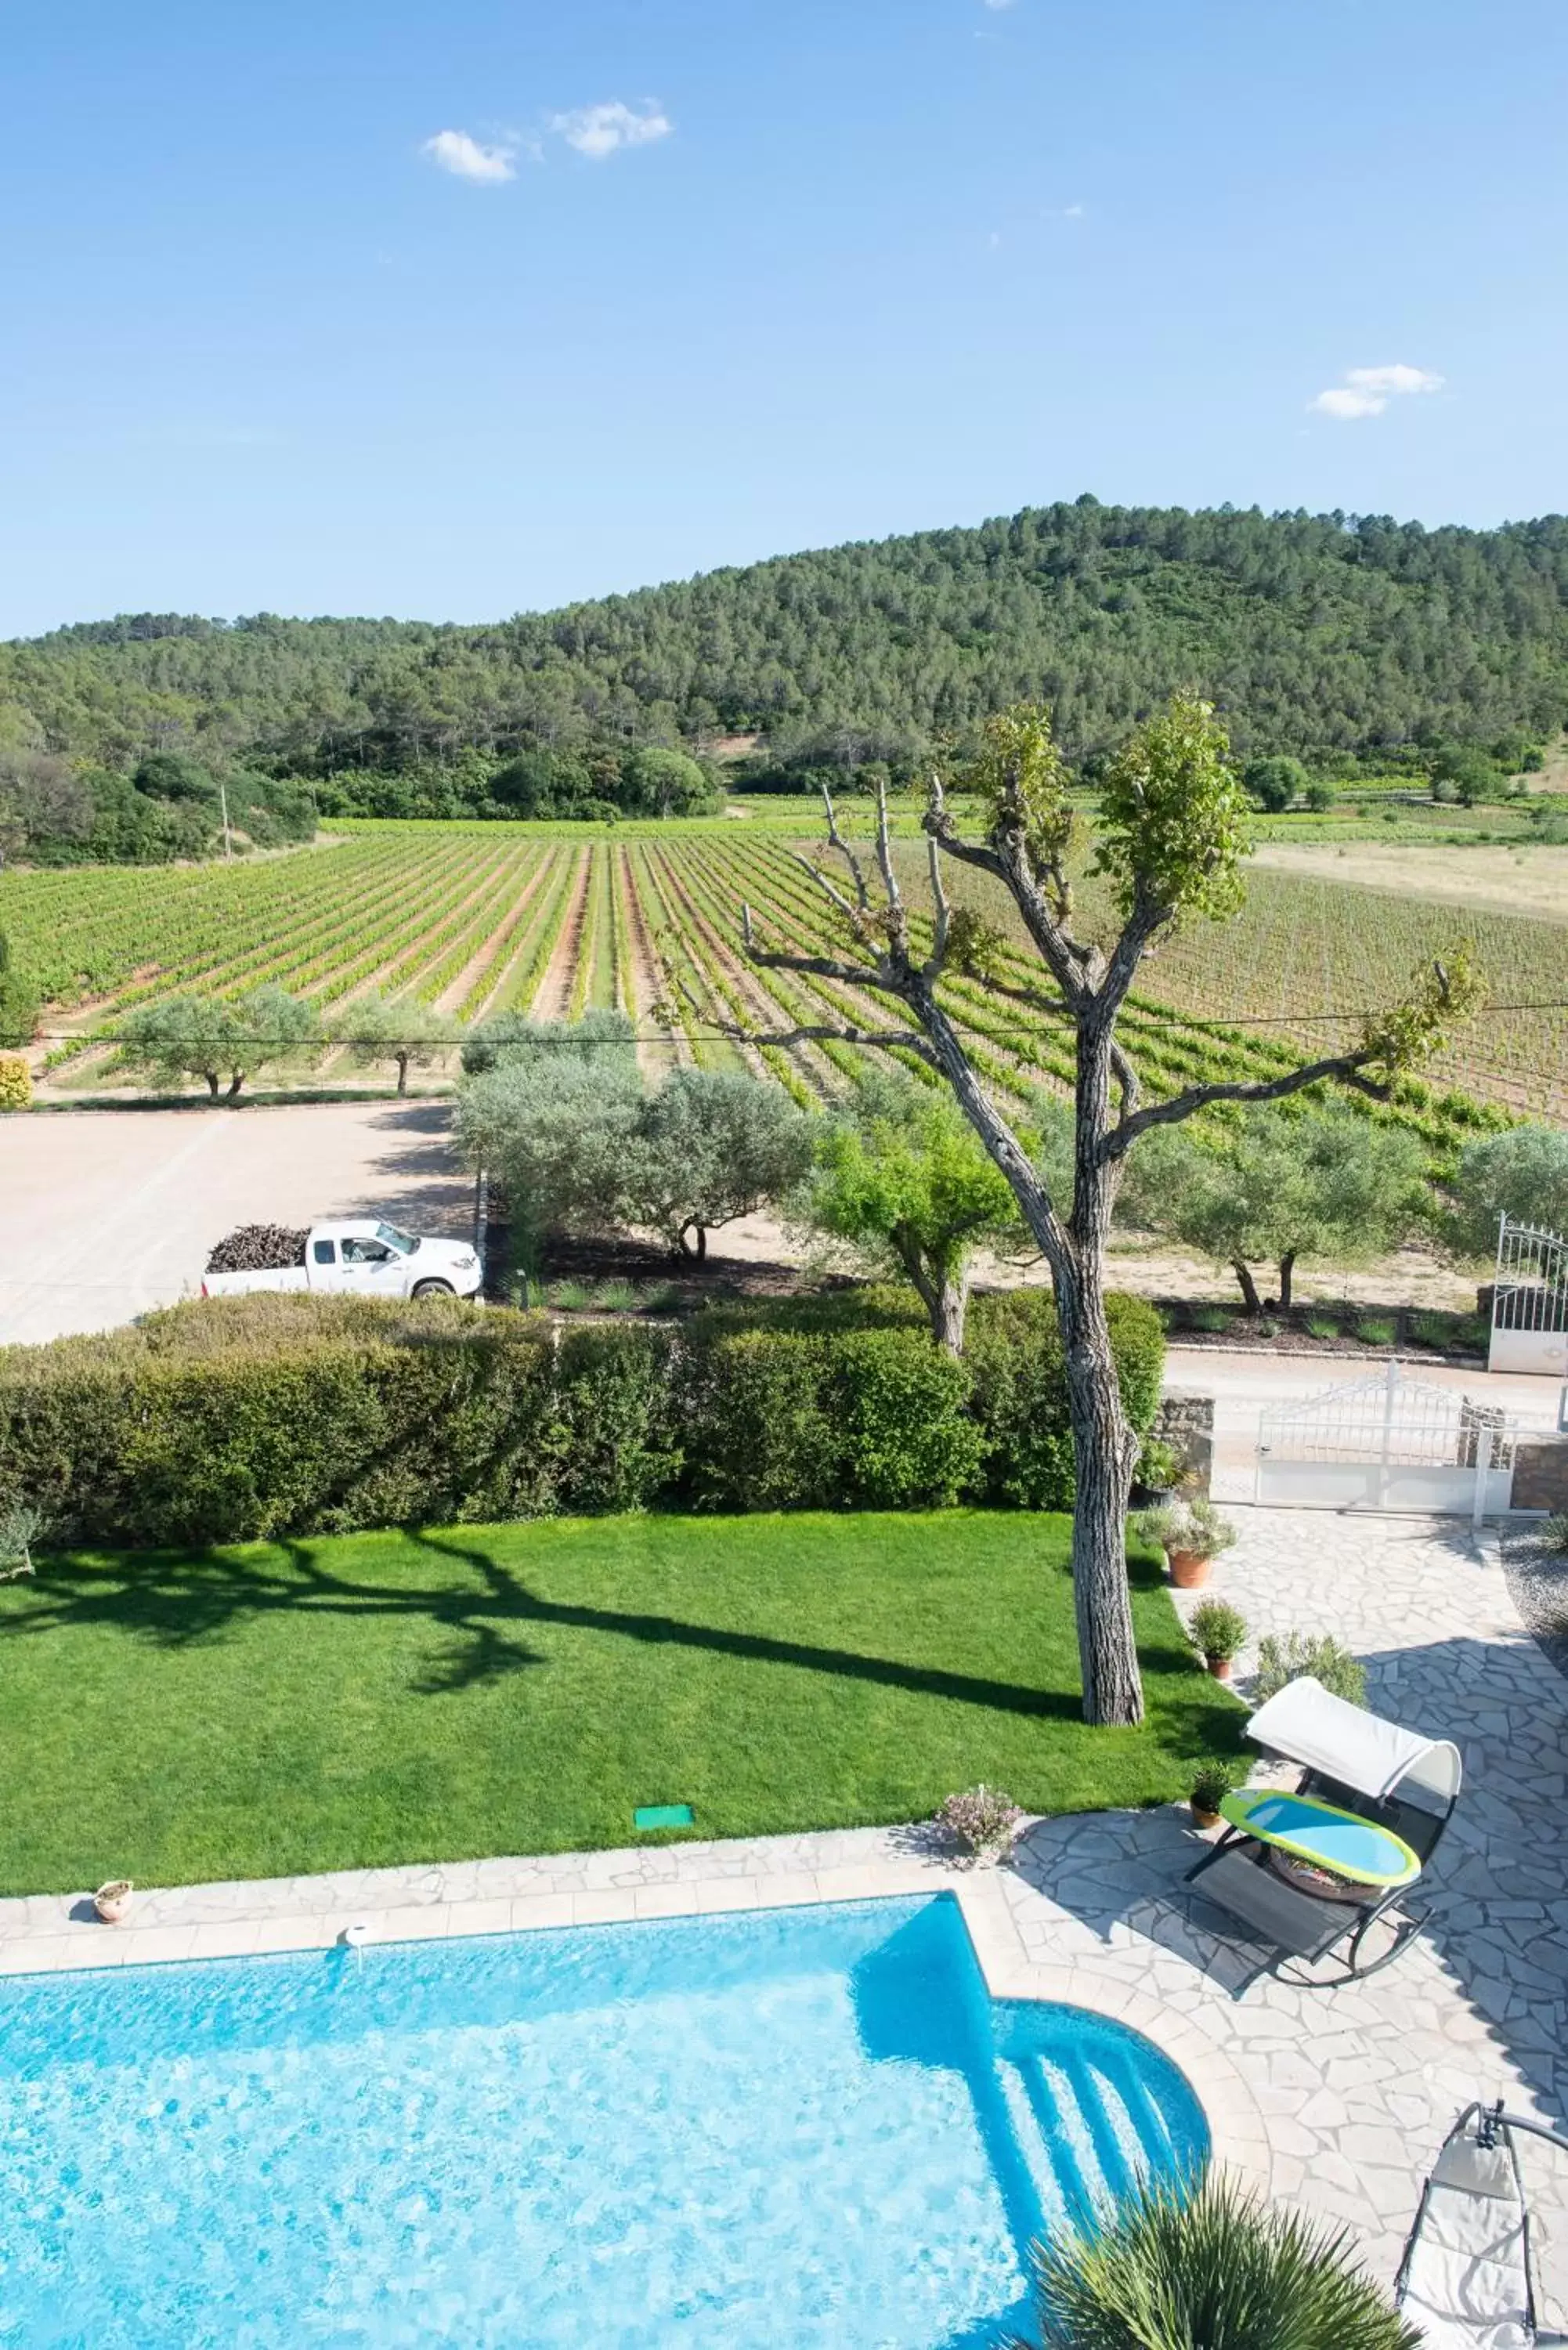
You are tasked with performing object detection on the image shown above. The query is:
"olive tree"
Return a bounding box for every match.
[331,992,458,1094]
[457,1036,813,1267]
[795,1066,1023,1350]
[454,1018,645,1276]
[1445,1124,1568,1260]
[740,698,1476,1725]
[627,1065,814,1258]
[1120,1103,1431,1311]
[116,985,320,1099]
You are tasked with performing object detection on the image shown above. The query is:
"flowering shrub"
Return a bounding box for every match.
[0,1054,31,1112]
[934,1784,1024,1867]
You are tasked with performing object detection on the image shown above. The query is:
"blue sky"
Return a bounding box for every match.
[2,0,1563,636]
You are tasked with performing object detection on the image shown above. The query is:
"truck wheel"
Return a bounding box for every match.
[410,1279,455,1300]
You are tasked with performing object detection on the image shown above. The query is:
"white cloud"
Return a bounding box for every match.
[421,129,517,183]
[550,99,671,161]
[1344,363,1443,397]
[1309,362,1443,421]
[1311,385,1386,420]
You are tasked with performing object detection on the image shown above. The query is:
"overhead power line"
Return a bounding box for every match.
[21,1000,1568,1049]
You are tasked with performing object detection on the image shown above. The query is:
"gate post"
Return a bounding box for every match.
[1472,1424,1494,1528]
[1378,1358,1400,1509]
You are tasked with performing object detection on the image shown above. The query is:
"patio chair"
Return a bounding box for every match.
[1396,2101,1568,2348]
[1185,1676,1462,1987]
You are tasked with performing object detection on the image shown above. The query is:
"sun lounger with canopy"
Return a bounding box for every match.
[1185,1676,1462,1985]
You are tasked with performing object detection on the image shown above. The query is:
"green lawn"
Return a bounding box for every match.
[0,1513,1243,1895]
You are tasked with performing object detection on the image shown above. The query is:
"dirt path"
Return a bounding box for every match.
[616,848,679,1078]
[532,847,591,1020]
[1248,841,1568,924]
[623,846,694,1073]
[432,852,553,1018]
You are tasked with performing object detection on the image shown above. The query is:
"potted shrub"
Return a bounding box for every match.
[1252,1630,1366,1707]
[1131,1435,1181,1507]
[1189,1597,1248,1682]
[1132,1497,1237,1589]
[1190,1764,1232,1831]
[93,1879,134,1925]
[933,1784,1025,1868]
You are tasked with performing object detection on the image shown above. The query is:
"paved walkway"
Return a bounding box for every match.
[2,1506,1564,2311]
[1162,1506,1568,2306]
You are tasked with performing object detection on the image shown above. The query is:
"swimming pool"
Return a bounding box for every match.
[0,1893,1206,2346]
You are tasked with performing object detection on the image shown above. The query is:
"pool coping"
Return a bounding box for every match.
[0,1828,1272,2196]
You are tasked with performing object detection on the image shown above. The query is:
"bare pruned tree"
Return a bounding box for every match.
[739,698,1478,1726]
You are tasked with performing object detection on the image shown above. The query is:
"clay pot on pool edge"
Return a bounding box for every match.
[94,1880,134,1925]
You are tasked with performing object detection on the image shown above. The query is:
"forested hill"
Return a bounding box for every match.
[5,498,1568,775]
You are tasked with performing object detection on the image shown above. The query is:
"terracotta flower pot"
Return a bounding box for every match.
[1205,1654,1234,1682]
[1190,1802,1222,1831]
[1167,1548,1212,1589]
[93,1879,134,1925]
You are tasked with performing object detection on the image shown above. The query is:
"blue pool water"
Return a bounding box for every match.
[0,1894,1205,2348]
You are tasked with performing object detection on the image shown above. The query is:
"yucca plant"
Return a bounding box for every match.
[1013,2173,1420,2350]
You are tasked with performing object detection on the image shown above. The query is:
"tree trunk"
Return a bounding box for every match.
[1277,1250,1296,1311]
[226,1072,244,1100]
[396,1052,410,1095]
[677,1221,707,1261]
[204,1071,220,1098]
[1232,1259,1263,1314]
[1063,1021,1144,1726]
[893,1228,969,1354]
[1060,1296,1143,1727]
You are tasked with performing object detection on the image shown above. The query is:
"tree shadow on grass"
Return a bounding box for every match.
[2,1525,1142,1728]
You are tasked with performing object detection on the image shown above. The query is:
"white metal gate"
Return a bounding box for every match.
[1255,1361,1516,1515]
[1490,1216,1568,1376]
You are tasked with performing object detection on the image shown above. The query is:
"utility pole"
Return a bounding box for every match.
[219,779,233,861]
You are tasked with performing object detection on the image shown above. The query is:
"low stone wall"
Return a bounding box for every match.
[1514,1437,1568,1514]
[1151,1388,1214,1497]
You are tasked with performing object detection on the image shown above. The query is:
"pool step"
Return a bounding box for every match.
[1005,2049,1180,2229]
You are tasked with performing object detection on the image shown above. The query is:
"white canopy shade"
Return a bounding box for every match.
[1246,1676,1462,1806]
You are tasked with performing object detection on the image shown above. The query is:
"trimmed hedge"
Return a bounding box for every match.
[681,1326,983,1512]
[967,1288,1166,1511]
[0,1284,1165,1546]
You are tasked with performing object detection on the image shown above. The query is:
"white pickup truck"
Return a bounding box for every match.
[201,1220,483,1303]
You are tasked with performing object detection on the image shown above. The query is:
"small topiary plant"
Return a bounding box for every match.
[934,1784,1025,1868]
[1253,1630,1367,1708]
[1190,1762,1234,1820]
[0,1053,31,1112]
[1189,1597,1248,1667]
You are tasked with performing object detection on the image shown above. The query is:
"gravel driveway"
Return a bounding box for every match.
[0,1102,475,1347]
